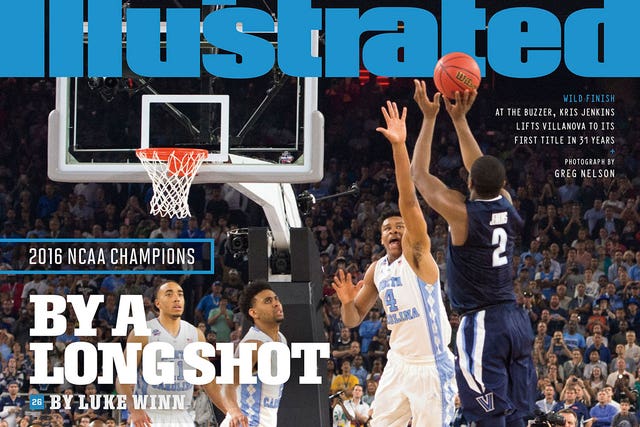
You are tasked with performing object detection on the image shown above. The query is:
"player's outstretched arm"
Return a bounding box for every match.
[376,99,436,282]
[115,332,152,427]
[443,89,482,173]
[375,101,425,236]
[333,266,378,328]
[410,80,467,231]
[444,90,513,203]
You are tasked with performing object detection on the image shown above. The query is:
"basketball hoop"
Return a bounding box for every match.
[136,148,209,219]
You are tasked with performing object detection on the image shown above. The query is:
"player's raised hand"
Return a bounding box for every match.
[332,269,363,305]
[443,89,477,121]
[413,79,441,119]
[376,101,407,146]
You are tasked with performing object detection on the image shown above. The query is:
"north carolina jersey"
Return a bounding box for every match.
[374,254,451,359]
[134,318,198,407]
[222,326,287,427]
[447,195,523,312]
[372,254,457,426]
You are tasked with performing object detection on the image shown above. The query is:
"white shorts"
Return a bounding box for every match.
[132,409,193,426]
[370,350,457,427]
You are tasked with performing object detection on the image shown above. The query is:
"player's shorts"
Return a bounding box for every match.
[135,409,193,426]
[456,303,536,422]
[370,349,457,427]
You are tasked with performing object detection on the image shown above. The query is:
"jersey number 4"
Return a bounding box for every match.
[492,227,507,267]
[384,289,398,312]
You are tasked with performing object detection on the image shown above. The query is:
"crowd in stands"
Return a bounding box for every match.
[0,75,639,426]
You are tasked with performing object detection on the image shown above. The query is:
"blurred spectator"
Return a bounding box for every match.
[357,308,381,356]
[35,183,61,221]
[97,293,118,328]
[195,281,223,324]
[207,295,233,343]
[624,331,640,365]
[584,333,611,365]
[330,359,359,396]
[0,380,25,427]
[584,348,609,378]
[596,207,624,239]
[563,348,585,379]
[563,321,586,351]
[350,354,368,387]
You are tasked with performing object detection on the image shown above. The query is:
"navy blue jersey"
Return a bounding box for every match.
[447,196,523,312]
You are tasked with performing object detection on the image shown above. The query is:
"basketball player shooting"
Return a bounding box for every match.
[410,80,536,427]
[332,100,456,427]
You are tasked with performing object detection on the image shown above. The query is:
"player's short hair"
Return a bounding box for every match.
[240,281,274,324]
[151,280,181,312]
[152,280,180,301]
[469,155,506,198]
[378,210,402,229]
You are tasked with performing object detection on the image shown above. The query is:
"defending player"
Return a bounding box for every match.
[410,80,535,426]
[115,281,246,427]
[333,101,456,427]
[219,281,286,427]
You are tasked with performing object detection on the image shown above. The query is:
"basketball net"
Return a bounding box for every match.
[136,148,208,219]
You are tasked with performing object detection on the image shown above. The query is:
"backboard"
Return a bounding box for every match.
[48,20,323,184]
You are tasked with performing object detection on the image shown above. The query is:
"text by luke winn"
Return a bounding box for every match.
[49,393,187,411]
[28,295,329,386]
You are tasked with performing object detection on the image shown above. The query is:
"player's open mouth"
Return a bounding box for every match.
[389,238,401,247]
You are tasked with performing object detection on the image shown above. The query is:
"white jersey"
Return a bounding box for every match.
[372,254,457,426]
[221,326,287,427]
[134,318,199,408]
[374,254,451,359]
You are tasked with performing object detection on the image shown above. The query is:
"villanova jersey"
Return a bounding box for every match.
[134,318,198,406]
[236,326,287,427]
[374,254,451,359]
[447,196,523,312]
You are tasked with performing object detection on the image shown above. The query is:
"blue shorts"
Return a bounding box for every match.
[455,303,536,422]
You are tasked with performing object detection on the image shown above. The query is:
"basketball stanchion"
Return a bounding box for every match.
[136,148,209,218]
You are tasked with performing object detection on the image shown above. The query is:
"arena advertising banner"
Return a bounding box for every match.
[0,1,638,427]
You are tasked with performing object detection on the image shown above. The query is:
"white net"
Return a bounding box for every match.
[136,148,208,219]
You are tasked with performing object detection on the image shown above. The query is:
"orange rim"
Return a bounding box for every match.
[135,147,209,161]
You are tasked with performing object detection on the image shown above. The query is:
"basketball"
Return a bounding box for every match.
[433,52,481,99]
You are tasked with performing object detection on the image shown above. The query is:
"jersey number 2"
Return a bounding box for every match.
[492,227,507,267]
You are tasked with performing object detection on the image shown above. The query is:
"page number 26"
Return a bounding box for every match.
[492,227,507,267]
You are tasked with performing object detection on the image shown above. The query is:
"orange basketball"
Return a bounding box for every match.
[433,52,481,99]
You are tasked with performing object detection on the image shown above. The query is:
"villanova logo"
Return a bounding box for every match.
[476,392,495,412]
